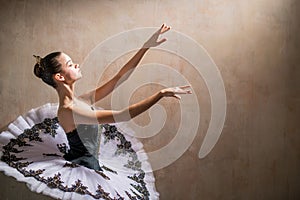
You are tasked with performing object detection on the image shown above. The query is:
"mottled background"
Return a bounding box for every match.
[0,0,299,199]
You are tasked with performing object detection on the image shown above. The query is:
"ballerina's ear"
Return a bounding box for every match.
[53,73,65,82]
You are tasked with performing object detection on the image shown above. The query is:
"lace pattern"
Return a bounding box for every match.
[0,103,159,200]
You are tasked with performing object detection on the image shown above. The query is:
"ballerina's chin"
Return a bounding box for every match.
[0,24,192,200]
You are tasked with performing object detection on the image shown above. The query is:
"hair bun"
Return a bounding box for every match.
[33,55,44,78]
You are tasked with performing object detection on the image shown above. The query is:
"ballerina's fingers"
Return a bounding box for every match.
[174,85,193,94]
[169,85,192,100]
[156,24,171,44]
[160,23,171,34]
[156,38,167,45]
[179,85,191,89]
[173,94,182,100]
[143,24,171,48]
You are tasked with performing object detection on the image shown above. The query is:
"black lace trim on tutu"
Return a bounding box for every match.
[102,124,150,199]
[1,117,151,200]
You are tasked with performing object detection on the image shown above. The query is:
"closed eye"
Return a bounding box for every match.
[66,60,73,67]
[68,61,74,67]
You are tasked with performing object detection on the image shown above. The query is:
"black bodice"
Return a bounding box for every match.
[64,126,101,171]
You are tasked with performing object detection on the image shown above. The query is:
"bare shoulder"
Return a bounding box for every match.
[58,98,99,127]
[78,92,93,105]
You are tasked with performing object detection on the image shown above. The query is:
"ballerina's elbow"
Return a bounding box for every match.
[111,109,134,122]
[95,110,128,124]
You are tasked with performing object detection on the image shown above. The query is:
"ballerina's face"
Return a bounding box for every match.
[56,53,82,83]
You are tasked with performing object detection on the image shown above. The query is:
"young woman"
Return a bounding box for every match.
[0,24,191,200]
[34,23,191,171]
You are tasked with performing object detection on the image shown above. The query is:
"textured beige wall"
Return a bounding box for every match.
[0,0,299,199]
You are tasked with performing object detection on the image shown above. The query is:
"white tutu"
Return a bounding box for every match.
[0,103,159,200]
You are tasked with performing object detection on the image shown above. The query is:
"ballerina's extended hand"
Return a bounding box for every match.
[161,85,192,100]
[143,23,171,48]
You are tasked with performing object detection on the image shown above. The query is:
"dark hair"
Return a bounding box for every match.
[33,52,62,88]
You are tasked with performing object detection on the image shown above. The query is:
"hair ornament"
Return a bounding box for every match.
[33,55,44,69]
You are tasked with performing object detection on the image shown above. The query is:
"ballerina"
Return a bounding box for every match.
[0,24,192,200]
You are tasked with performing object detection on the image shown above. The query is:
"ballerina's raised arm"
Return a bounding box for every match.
[79,23,172,105]
[33,24,191,133]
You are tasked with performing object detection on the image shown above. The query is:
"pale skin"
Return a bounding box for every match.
[54,24,192,133]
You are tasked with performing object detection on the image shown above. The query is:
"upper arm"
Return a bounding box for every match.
[77,91,94,105]
[70,105,121,124]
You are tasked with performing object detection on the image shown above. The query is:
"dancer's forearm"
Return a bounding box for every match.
[116,91,163,121]
[80,48,149,104]
[115,47,148,81]
[71,86,191,125]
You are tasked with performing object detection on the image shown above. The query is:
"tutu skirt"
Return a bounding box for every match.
[0,103,159,200]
